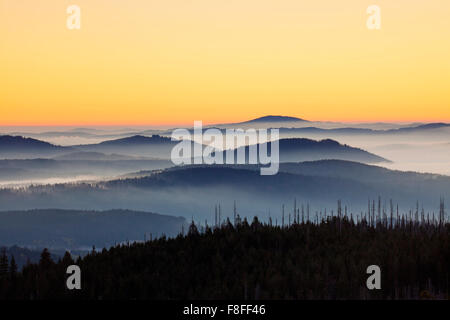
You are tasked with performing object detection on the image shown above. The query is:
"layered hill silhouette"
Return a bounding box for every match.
[77,135,389,163]
[277,123,450,136]
[0,134,194,161]
[0,135,71,158]
[230,138,389,163]
[95,134,171,146]
[1,161,448,222]
[53,151,138,161]
[240,115,308,123]
[5,119,449,147]
[75,135,200,159]
[0,135,389,179]
[0,209,186,249]
[0,158,172,181]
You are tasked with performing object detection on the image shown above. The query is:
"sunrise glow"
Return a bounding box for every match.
[1,0,449,125]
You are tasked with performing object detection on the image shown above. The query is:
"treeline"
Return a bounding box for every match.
[1,209,449,300]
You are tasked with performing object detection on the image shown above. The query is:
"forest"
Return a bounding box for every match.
[0,200,448,300]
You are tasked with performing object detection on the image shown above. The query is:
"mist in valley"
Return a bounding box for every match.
[0,118,449,251]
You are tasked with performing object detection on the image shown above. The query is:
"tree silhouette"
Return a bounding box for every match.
[0,201,448,300]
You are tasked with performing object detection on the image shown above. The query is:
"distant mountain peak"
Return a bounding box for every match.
[243,115,308,123]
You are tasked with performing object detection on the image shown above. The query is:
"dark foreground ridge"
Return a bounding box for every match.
[0,214,449,300]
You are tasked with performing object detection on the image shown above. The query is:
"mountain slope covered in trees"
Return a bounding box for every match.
[0,161,448,220]
[0,136,71,158]
[0,216,448,299]
[0,209,187,249]
[234,138,388,163]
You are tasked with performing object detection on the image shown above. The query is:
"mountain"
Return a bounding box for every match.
[393,123,450,133]
[96,134,172,146]
[53,151,136,161]
[276,160,445,184]
[0,209,187,249]
[0,158,172,183]
[241,115,308,123]
[75,134,212,160]
[100,164,450,217]
[276,123,450,136]
[0,135,60,149]
[231,138,389,164]
[0,135,71,158]
[76,135,188,159]
[1,161,448,221]
[279,127,375,135]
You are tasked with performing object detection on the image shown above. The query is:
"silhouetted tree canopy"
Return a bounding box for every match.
[0,215,449,300]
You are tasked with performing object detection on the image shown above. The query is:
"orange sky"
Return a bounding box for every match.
[1,0,449,126]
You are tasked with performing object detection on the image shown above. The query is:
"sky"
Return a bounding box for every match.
[1,0,450,126]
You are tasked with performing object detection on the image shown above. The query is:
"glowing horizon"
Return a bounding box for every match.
[0,116,449,128]
[1,0,449,126]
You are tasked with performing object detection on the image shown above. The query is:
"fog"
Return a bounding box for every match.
[1,121,449,186]
[0,175,101,188]
[305,135,450,176]
[0,163,448,224]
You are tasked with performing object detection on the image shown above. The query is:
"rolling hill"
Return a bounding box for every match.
[231,138,389,164]
[241,115,308,123]
[0,158,172,182]
[0,135,71,158]
[53,151,137,161]
[75,135,196,159]
[276,123,450,136]
[1,161,448,221]
[0,209,187,249]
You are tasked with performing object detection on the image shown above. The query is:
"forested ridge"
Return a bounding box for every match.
[0,210,449,300]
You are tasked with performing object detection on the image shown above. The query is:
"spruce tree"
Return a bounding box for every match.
[9,256,18,277]
[0,249,9,277]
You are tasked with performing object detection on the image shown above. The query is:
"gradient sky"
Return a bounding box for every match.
[1,0,449,125]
